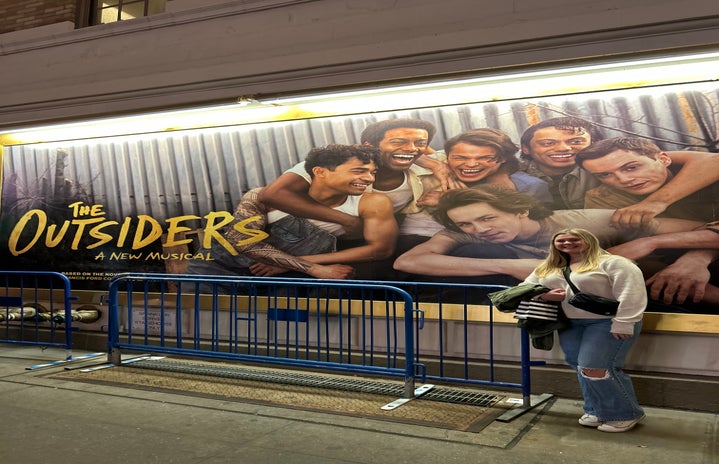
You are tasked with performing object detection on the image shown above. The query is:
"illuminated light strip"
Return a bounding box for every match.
[1,50,717,145]
[262,50,719,106]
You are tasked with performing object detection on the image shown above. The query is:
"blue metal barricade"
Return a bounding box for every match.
[238,277,547,411]
[254,278,544,407]
[107,273,422,398]
[106,273,545,409]
[0,270,76,360]
[380,280,548,411]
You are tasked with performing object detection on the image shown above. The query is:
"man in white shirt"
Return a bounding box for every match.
[258,118,448,238]
[187,145,398,284]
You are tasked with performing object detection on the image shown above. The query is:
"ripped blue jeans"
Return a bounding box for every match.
[558,318,644,422]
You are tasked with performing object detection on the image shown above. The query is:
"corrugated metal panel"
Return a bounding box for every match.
[4,83,717,223]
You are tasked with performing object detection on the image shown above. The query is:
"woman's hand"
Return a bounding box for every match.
[611,332,633,340]
[539,289,566,302]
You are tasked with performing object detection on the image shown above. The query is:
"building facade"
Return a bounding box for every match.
[1,0,718,409]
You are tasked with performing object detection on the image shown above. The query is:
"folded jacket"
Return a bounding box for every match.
[487,283,553,313]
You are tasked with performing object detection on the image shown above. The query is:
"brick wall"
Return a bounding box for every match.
[0,0,77,34]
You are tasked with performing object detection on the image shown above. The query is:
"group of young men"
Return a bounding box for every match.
[188,116,719,312]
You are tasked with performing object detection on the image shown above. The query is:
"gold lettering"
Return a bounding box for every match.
[88,221,119,249]
[69,218,106,250]
[117,217,132,247]
[7,204,272,257]
[8,210,47,256]
[68,201,104,217]
[164,215,201,247]
[44,222,71,248]
[132,215,163,250]
[201,211,236,254]
[233,216,269,246]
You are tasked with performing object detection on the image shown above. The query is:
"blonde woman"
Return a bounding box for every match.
[523,228,647,432]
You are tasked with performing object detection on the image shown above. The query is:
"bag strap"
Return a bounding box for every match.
[562,267,581,294]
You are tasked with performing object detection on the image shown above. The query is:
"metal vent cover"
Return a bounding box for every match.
[131,359,501,408]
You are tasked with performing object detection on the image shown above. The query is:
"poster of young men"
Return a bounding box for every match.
[1,80,717,314]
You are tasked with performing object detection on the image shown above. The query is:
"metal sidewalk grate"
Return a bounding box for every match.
[130,359,501,408]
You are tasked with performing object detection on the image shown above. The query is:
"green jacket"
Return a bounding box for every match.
[487,283,552,313]
[488,283,570,350]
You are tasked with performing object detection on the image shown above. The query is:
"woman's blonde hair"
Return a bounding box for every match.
[533,228,609,277]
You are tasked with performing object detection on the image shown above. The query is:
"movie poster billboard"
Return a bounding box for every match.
[1,80,717,314]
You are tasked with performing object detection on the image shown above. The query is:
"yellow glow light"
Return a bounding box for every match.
[2,50,717,146]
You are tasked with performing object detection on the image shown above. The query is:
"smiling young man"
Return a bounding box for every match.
[394,128,552,255]
[186,144,398,283]
[443,128,551,202]
[257,118,444,239]
[519,117,599,210]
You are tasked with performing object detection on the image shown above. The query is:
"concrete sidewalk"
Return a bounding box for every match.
[1,344,716,464]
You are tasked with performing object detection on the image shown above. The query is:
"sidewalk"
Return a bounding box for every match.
[1,344,716,464]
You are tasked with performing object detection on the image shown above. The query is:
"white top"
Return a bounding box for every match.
[376,171,413,212]
[523,254,647,334]
[287,161,313,182]
[399,210,445,236]
[267,194,362,236]
[287,161,413,212]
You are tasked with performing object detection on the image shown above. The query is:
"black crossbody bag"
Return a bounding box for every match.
[562,267,619,316]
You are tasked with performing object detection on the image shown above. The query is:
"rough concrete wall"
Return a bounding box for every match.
[0,0,718,125]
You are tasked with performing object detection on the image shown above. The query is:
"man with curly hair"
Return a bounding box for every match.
[187,144,398,283]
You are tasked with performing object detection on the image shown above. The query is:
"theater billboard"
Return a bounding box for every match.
[1,55,717,314]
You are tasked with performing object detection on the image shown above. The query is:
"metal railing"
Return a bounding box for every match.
[106,273,544,408]
[0,270,76,360]
[383,280,548,414]
[107,273,422,398]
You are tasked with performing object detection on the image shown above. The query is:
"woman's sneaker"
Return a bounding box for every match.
[578,414,602,427]
[597,414,645,432]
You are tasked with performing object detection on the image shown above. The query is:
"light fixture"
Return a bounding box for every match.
[2,49,717,146]
[235,96,261,107]
[260,50,719,111]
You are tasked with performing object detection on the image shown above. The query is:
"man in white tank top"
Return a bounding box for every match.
[187,145,398,282]
[258,118,450,239]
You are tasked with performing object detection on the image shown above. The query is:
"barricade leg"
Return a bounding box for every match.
[496,328,553,421]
